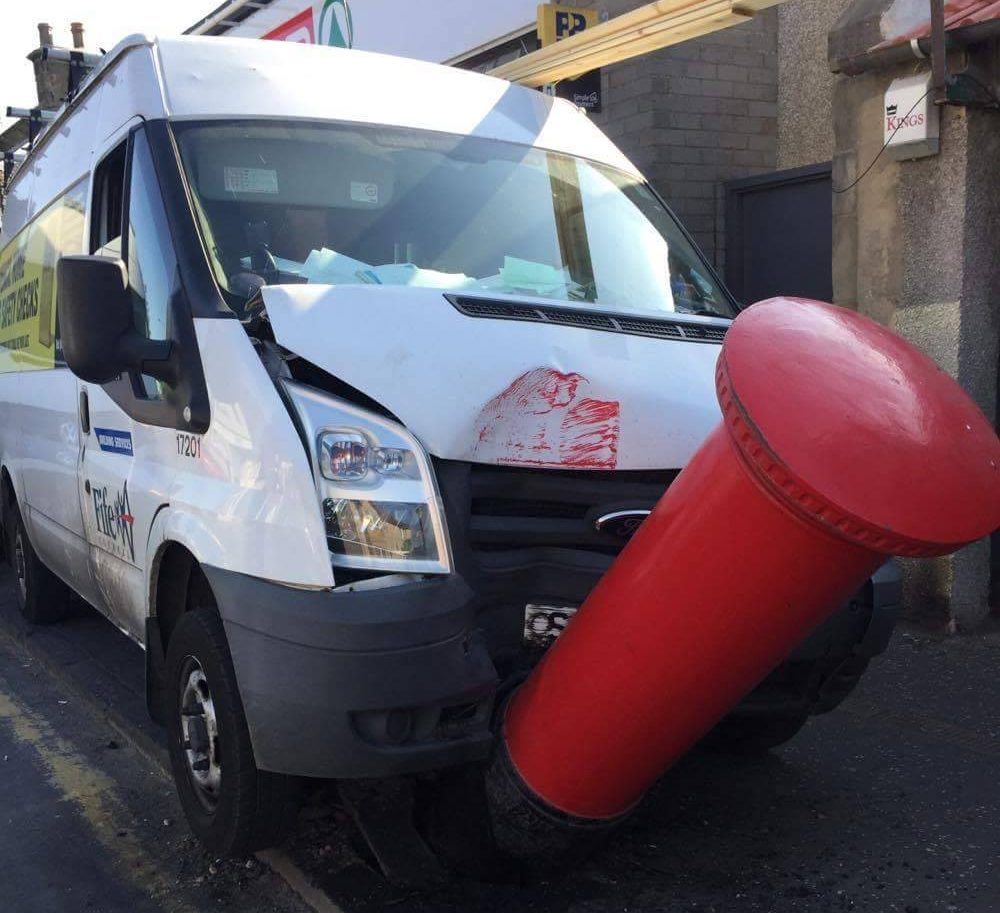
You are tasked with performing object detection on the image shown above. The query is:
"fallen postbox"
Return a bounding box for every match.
[486,297,1000,855]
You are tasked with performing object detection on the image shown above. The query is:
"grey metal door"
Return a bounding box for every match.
[724,163,833,305]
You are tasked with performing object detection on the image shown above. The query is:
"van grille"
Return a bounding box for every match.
[463,463,679,554]
[445,295,729,345]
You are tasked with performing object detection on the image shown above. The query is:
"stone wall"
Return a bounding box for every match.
[830,45,1000,627]
[777,0,853,169]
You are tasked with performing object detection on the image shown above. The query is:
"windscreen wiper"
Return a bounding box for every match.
[690,306,733,320]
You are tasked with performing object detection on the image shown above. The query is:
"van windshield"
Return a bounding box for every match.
[175,120,736,319]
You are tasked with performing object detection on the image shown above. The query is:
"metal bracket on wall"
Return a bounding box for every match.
[926,0,999,109]
[944,69,1000,109]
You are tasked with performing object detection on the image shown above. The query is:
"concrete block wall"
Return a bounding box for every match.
[587,1,779,272]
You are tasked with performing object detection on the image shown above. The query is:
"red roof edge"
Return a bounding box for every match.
[871,0,1000,51]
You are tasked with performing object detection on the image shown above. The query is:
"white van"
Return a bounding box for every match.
[0,35,899,854]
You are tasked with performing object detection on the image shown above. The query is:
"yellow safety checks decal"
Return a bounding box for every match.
[0,179,86,373]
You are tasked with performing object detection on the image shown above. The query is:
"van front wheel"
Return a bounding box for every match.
[6,501,71,624]
[165,605,299,856]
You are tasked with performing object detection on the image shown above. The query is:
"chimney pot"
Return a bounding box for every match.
[71,22,85,49]
[37,22,53,47]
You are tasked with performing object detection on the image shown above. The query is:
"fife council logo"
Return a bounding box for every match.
[92,481,136,562]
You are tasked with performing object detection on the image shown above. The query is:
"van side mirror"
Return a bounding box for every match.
[57,255,177,386]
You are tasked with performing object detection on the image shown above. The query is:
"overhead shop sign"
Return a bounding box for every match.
[262,0,353,45]
[538,4,601,45]
[538,4,603,113]
[216,0,541,65]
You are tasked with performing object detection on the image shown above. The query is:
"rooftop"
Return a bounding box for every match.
[873,0,1000,50]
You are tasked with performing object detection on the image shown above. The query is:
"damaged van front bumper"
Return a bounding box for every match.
[203,559,900,780]
[203,568,497,780]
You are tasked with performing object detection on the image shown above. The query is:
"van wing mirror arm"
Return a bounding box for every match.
[119,336,179,386]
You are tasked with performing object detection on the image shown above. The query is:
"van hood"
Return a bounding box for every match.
[261,285,724,471]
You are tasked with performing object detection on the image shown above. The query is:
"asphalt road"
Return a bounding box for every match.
[0,630,314,913]
[0,669,161,913]
[0,569,997,913]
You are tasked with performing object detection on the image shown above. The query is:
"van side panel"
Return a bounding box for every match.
[0,372,23,521]
[0,184,27,509]
[15,44,165,230]
[9,181,100,605]
[26,82,104,225]
[141,318,332,592]
[0,74,90,600]
[95,46,166,143]
[0,169,34,247]
[0,43,167,613]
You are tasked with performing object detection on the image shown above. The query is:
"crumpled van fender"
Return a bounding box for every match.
[141,502,332,720]
[144,506,214,619]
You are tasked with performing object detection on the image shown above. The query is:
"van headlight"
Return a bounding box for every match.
[281,379,451,574]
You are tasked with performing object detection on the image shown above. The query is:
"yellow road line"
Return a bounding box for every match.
[256,849,347,913]
[0,681,200,913]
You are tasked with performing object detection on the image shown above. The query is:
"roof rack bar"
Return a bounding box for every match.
[37,45,104,67]
[6,106,56,122]
[4,107,56,148]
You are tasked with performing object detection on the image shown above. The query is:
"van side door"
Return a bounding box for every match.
[78,123,204,640]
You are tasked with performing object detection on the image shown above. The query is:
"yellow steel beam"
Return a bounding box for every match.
[489,0,786,87]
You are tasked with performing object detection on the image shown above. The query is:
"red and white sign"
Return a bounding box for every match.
[214,0,539,64]
[884,73,939,160]
[263,7,314,43]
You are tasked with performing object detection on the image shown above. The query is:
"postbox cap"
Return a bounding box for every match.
[717,298,1000,557]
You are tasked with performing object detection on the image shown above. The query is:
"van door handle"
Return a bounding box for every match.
[79,389,91,434]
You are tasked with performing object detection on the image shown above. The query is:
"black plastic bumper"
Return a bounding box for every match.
[203,566,497,779]
[786,561,901,663]
[732,560,901,718]
[204,559,900,779]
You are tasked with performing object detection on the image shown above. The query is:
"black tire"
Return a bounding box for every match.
[813,655,869,714]
[703,713,809,755]
[165,602,299,856]
[5,499,71,625]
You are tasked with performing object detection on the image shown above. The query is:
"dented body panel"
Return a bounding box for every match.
[261,285,724,471]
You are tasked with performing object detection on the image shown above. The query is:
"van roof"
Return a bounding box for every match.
[13,34,636,188]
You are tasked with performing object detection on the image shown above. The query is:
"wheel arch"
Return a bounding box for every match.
[0,466,14,559]
[0,464,13,520]
[0,463,21,521]
[0,464,27,555]
[145,535,221,723]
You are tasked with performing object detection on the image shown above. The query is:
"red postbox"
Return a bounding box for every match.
[490,298,1000,845]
